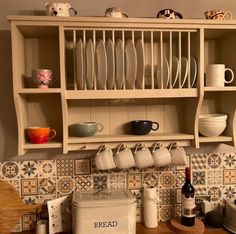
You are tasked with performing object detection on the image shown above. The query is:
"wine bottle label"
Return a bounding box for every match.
[181,195,196,218]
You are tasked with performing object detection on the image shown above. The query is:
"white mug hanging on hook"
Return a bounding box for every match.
[114,143,135,169]
[169,142,187,166]
[95,144,116,170]
[134,143,154,168]
[152,142,171,168]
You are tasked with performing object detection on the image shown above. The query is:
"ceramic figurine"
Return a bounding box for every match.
[205,9,232,20]
[104,7,128,18]
[45,2,77,16]
[156,8,183,19]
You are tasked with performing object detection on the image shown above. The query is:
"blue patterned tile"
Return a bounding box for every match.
[142,172,159,187]
[207,170,222,185]
[223,185,236,199]
[74,175,92,191]
[192,171,206,186]
[38,160,57,177]
[109,174,126,189]
[56,159,74,176]
[208,186,222,202]
[2,161,20,179]
[57,176,74,194]
[223,153,236,168]
[159,205,174,221]
[191,154,207,170]
[20,161,38,178]
[93,175,108,190]
[207,153,222,169]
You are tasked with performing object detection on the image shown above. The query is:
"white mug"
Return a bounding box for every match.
[152,142,171,167]
[114,143,135,169]
[169,142,187,166]
[134,143,154,168]
[95,144,116,170]
[206,64,234,87]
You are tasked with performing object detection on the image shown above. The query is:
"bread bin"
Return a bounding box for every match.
[72,189,136,234]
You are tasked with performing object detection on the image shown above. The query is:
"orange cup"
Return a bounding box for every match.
[26,127,56,144]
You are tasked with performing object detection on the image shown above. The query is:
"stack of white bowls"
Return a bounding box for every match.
[198,114,227,137]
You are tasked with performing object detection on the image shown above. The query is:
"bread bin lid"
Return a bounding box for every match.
[72,189,135,208]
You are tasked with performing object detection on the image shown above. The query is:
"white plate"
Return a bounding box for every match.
[171,56,179,88]
[76,39,84,90]
[135,39,145,89]
[106,39,115,89]
[157,57,170,88]
[85,39,94,90]
[115,39,124,89]
[95,40,107,90]
[190,56,197,87]
[125,40,137,89]
[180,57,188,88]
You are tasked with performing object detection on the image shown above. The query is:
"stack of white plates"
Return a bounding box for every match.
[198,114,227,137]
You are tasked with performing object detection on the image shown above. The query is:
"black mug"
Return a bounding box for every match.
[130,120,159,135]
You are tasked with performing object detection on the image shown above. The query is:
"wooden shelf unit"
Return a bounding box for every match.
[7,16,236,155]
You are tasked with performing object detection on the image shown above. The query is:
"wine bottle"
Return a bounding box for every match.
[181,167,196,226]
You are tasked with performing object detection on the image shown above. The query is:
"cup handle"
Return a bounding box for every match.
[224,68,234,83]
[225,12,232,20]
[169,141,179,150]
[49,129,56,141]
[151,122,159,131]
[152,142,162,152]
[96,123,103,132]
[134,142,145,154]
[117,143,127,154]
[97,144,106,155]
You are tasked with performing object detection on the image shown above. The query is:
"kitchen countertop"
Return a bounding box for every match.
[13,222,230,233]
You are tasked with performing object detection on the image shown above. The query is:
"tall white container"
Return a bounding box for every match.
[143,186,158,228]
[72,189,136,234]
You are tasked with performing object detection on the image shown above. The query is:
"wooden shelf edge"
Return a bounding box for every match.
[18,88,62,94]
[23,142,62,149]
[65,89,198,99]
[68,133,195,143]
[204,87,236,92]
[199,135,233,143]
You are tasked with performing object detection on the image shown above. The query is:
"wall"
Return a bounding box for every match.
[1,1,236,232]
[1,152,236,232]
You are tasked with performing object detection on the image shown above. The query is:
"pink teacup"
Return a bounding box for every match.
[32,69,53,88]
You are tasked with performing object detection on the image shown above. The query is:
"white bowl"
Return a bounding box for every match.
[199,121,226,125]
[199,124,226,137]
[199,114,227,121]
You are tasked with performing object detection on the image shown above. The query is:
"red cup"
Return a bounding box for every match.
[26,127,56,144]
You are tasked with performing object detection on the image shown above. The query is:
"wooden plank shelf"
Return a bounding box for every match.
[199,136,233,143]
[23,141,62,149]
[65,89,198,100]
[204,87,236,92]
[18,88,62,94]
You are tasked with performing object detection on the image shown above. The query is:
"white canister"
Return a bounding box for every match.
[72,189,136,234]
[143,186,158,228]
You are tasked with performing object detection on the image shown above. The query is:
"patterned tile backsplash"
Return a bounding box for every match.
[1,152,236,232]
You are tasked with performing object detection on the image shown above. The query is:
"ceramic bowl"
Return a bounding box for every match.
[199,123,226,137]
[199,114,227,122]
[69,122,103,137]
